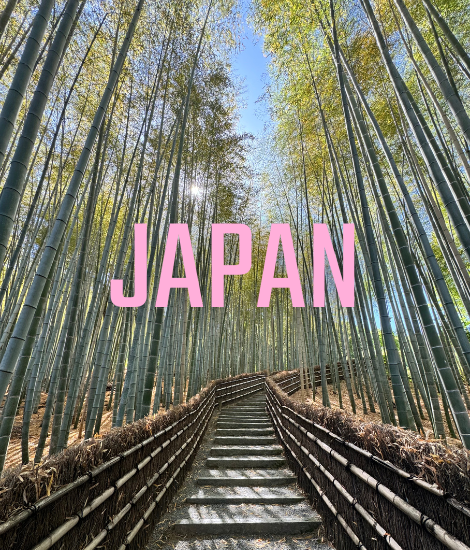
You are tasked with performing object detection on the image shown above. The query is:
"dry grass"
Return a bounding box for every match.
[290,379,467,447]
[4,392,114,471]
[0,372,264,522]
[269,371,470,504]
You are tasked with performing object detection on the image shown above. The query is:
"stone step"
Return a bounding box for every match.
[227,396,265,401]
[221,404,265,408]
[197,469,296,486]
[206,456,286,468]
[214,436,277,445]
[185,487,304,504]
[216,422,272,428]
[224,402,265,406]
[222,403,266,407]
[173,504,321,535]
[232,398,266,402]
[166,392,325,545]
[221,412,266,417]
[219,412,269,417]
[223,407,266,412]
[216,428,274,436]
[217,422,272,426]
[243,394,266,403]
[220,412,267,417]
[218,412,268,417]
[210,445,283,456]
[220,407,267,411]
[225,402,266,406]
[173,518,321,536]
[218,414,270,420]
[221,413,267,418]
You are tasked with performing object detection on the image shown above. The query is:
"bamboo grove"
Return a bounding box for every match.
[0,0,469,477]
[253,0,470,448]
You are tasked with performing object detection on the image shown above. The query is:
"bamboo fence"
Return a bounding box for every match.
[267,373,470,550]
[0,373,265,550]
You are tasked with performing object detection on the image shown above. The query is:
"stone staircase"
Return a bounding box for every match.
[173,393,322,536]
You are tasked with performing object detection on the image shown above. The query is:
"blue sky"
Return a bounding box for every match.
[231,24,269,136]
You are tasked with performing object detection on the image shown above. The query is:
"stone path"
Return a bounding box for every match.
[146,392,331,550]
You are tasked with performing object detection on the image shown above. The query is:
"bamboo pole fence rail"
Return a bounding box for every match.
[277,364,357,396]
[266,374,470,550]
[0,373,266,550]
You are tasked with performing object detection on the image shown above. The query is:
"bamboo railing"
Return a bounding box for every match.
[275,364,357,397]
[266,376,470,550]
[0,373,266,550]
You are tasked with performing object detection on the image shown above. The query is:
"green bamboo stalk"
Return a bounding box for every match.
[0,2,146,454]
[0,0,81,272]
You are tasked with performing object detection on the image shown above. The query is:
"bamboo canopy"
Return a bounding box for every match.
[0,0,469,475]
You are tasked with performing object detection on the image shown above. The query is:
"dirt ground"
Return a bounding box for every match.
[4,385,188,471]
[4,391,115,470]
[290,379,467,448]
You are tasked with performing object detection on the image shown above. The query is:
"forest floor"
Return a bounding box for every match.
[290,379,468,448]
[4,387,188,470]
[5,376,469,471]
[4,391,115,470]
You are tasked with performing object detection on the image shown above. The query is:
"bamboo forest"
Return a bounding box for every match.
[0,0,470,546]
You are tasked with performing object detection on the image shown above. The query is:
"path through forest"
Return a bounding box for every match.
[145,392,331,550]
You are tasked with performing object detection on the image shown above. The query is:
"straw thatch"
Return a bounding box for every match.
[269,371,470,503]
[268,372,470,550]
[0,372,264,531]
